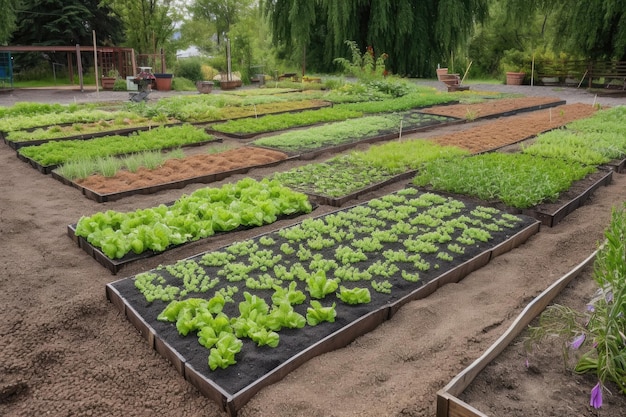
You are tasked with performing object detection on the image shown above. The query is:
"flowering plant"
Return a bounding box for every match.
[525,205,626,409]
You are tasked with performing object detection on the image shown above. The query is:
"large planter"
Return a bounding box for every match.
[196,81,214,94]
[153,73,173,91]
[101,77,116,90]
[436,68,449,80]
[506,71,526,85]
[220,80,240,90]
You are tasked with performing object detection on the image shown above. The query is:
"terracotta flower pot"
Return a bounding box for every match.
[101,77,116,90]
[153,73,173,91]
[506,72,526,85]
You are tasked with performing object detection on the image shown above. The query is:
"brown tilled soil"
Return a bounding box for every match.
[1,85,626,417]
[75,147,288,194]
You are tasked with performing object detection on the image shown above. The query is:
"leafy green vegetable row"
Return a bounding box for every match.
[74,178,313,259]
[18,124,215,167]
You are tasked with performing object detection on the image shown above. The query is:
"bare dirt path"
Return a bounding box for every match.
[1,84,625,417]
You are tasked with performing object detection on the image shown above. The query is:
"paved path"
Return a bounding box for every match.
[0,81,624,107]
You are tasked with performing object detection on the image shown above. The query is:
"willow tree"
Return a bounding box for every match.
[262,0,488,77]
[504,0,626,60]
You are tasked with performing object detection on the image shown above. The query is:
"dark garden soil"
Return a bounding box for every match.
[1,86,626,417]
[107,194,539,400]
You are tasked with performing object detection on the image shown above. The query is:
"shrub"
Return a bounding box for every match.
[113,78,127,91]
[174,58,204,82]
[171,76,197,91]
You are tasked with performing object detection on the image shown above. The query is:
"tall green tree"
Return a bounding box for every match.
[11,0,124,46]
[0,0,20,44]
[103,0,177,54]
[262,0,489,77]
[190,0,254,46]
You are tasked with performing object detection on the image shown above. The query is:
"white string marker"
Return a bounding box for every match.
[399,120,403,140]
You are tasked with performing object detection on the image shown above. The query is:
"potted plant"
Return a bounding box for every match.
[101,69,119,90]
[500,50,528,85]
[153,73,174,91]
[196,81,214,94]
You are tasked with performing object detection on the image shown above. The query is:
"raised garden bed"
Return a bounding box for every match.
[523,168,613,227]
[252,111,460,155]
[105,189,540,415]
[16,124,217,174]
[67,178,314,273]
[3,119,182,150]
[436,250,598,417]
[431,103,598,154]
[52,146,291,202]
[421,96,566,120]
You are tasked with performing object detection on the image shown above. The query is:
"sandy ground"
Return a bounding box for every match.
[1,83,625,417]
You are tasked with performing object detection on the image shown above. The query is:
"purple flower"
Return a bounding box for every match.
[524,358,529,368]
[570,334,586,350]
[605,291,613,303]
[590,382,603,409]
[586,304,595,312]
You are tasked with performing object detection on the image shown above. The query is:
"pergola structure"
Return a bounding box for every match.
[0,45,137,90]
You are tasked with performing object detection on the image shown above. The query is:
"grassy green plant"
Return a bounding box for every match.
[252,114,401,152]
[413,152,597,209]
[19,124,214,168]
[56,149,185,180]
[211,107,363,135]
[522,129,626,165]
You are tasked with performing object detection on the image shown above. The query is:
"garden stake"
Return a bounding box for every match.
[399,120,403,140]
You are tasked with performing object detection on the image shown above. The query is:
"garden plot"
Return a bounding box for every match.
[53,146,292,203]
[16,124,217,174]
[421,96,566,120]
[251,110,459,156]
[106,188,540,415]
[67,178,314,273]
[3,116,182,150]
